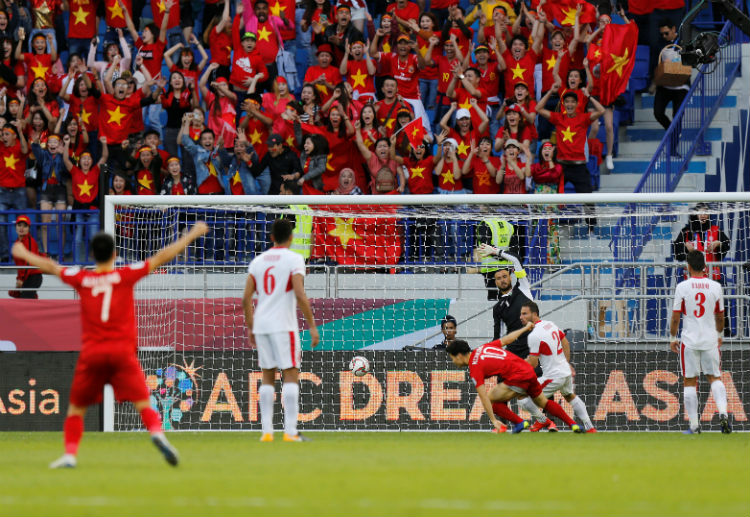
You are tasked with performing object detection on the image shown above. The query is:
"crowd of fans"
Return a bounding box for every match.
[0,0,693,262]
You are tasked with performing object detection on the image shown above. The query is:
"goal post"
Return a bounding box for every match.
[102,193,750,432]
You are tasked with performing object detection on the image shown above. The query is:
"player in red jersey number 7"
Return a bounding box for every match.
[12,222,210,468]
[447,329,583,434]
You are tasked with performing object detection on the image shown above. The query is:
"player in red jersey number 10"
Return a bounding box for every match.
[12,222,210,468]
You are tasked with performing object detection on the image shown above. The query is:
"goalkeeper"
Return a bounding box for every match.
[476,243,533,359]
[473,218,522,301]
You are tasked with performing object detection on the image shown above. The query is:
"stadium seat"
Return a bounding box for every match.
[617,88,635,125]
[630,46,650,93]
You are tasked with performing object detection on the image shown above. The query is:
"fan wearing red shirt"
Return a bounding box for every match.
[460,137,501,194]
[99,76,150,145]
[62,136,109,262]
[498,33,539,96]
[386,0,420,31]
[304,44,341,106]
[434,138,463,192]
[12,223,210,468]
[446,332,583,434]
[17,30,57,88]
[536,85,604,194]
[339,40,376,102]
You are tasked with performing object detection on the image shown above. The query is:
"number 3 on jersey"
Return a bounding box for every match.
[91,283,113,322]
[694,292,706,317]
[263,266,276,295]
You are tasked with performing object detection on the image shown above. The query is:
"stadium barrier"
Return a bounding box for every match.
[114,350,749,432]
[0,353,101,431]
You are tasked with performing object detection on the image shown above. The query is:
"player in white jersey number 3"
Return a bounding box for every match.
[243,219,320,442]
[671,250,731,434]
[520,302,597,433]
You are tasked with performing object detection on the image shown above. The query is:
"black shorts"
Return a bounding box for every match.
[39,184,67,204]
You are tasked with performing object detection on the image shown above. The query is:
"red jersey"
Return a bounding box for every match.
[447,27,474,57]
[304,65,342,105]
[437,160,461,191]
[541,47,570,93]
[404,156,435,194]
[170,64,200,91]
[447,128,478,163]
[380,52,420,100]
[136,169,158,195]
[103,0,130,28]
[468,342,536,388]
[434,53,460,97]
[345,59,375,99]
[416,34,438,80]
[266,0,296,40]
[14,235,42,283]
[230,47,268,89]
[22,52,53,85]
[210,28,232,67]
[255,19,280,65]
[476,62,501,104]
[549,111,592,162]
[68,0,97,38]
[0,140,27,188]
[502,48,538,95]
[243,116,269,160]
[135,37,166,79]
[71,165,100,204]
[69,94,99,133]
[375,98,411,136]
[469,156,501,194]
[386,2,420,25]
[99,91,145,144]
[60,262,151,355]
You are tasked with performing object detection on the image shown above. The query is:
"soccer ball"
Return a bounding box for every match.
[349,356,370,377]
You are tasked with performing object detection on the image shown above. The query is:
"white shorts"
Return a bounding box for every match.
[255,331,302,370]
[350,6,367,21]
[538,375,574,397]
[680,344,721,378]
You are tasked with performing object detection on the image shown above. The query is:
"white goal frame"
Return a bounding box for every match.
[101,192,750,432]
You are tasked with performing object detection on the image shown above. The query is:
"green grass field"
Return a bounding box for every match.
[1,432,748,517]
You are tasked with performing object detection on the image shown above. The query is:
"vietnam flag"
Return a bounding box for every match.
[542,0,596,26]
[310,204,403,266]
[599,21,638,106]
[103,0,130,29]
[151,0,181,30]
[401,118,426,150]
[67,0,97,39]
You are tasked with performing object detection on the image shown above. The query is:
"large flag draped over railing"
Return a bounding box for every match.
[599,21,639,106]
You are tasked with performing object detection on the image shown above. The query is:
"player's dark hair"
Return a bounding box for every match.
[446,339,471,356]
[522,301,540,315]
[91,232,116,263]
[441,314,457,329]
[686,249,706,272]
[271,218,295,244]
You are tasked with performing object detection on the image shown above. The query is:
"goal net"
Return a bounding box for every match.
[103,193,750,432]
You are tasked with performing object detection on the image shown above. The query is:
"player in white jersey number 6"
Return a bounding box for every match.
[520,302,597,433]
[243,219,320,443]
[670,250,731,434]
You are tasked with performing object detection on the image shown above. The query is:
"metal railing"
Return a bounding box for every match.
[611,10,745,263]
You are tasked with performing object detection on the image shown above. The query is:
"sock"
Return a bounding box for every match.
[63,415,84,455]
[139,407,162,434]
[684,386,699,430]
[543,399,577,427]
[519,397,548,423]
[710,380,728,416]
[491,402,523,424]
[259,384,274,435]
[570,396,594,430]
[282,382,300,436]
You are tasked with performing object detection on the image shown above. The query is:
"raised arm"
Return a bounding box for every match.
[11,241,64,277]
[587,90,605,121]
[158,0,174,43]
[439,102,457,132]
[97,136,109,167]
[163,42,183,69]
[147,222,209,272]
[499,321,535,346]
[121,0,140,42]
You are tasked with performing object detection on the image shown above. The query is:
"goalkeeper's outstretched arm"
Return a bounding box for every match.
[477,244,533,300]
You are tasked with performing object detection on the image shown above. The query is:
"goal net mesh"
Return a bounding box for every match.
[106,196,750,432]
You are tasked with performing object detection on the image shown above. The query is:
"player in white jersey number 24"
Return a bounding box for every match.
[243,219,320,443]
[670,250,731,435]
[519,302,597,433]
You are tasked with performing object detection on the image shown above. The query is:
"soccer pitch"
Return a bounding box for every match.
[1,432,748,516]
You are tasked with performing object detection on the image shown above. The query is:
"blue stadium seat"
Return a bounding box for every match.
[588,155,600,191]
[617,88,635,125]
[630,45,650,93]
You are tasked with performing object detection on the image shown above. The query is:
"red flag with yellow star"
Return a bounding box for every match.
[309,204,403,266]
[151,0,180,30]
[401,118,426,150]
[599,21,638,106]
[103,0,130,28]
[542,0,596,26]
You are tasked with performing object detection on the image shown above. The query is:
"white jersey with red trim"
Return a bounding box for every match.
[248,247,306,334]
[527,319,571,379]
[672,276,724,350]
